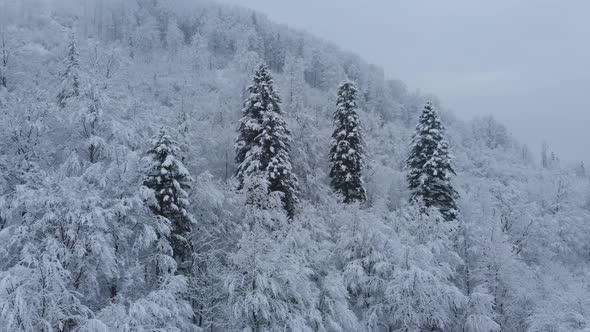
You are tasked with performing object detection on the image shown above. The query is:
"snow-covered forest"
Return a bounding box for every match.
[1,0,589,331]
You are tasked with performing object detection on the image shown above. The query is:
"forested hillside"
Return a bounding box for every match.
[1,1,589,331]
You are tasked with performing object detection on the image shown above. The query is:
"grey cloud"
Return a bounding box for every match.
[220,0,590,165]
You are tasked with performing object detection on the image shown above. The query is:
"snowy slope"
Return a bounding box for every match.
[0,1,589,331]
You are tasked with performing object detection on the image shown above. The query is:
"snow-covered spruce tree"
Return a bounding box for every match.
[1,33,7,89]
[57,33,81,108]
[329,81,366,203]
[235,64,298,217]
[144,129,195,274]
[406,102,459,221]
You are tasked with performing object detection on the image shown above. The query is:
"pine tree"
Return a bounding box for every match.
[144,129,195,273]
[235,64,298,217]
[406,102,459,221]
[329,81,366,203]
[57,33,81,108]
[1,33,8,89]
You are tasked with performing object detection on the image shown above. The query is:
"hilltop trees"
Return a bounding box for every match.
[406,102,459,221]
[4,1,590,331]
[329,81,366,203]
[235,64,298,217]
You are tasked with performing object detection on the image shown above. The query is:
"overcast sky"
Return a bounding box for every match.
[220,0,590,165]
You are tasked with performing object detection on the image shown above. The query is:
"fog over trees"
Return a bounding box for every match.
[1,1,589,331]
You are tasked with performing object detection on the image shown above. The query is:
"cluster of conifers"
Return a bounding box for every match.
[137,63,460,270]
[58,33,459,224]
[233,64,460,221]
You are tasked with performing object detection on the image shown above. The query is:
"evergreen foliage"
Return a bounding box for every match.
[57,34,81,108]
[329,81,366,203]
[406,102,459,221]
[0,2,589,331]
[144,129,195,272]
[235,64,298,217]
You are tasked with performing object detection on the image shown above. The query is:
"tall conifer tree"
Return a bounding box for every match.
[57,34,81,108]
[235,64,298,217]
[144,129,195,272]
[406,102,459,221]
[329,81,366,203]
[1,33,8,89]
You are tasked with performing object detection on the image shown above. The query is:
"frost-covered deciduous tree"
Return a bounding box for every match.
[407,102,459,221]
[235,64,298,217]
[335,206,395,329]
[165,18,184,54]
[576,161,586,177]
[464,285,501,332]
[0,147,197,331]
[80,86,108,163]
[191,33,211,72]
[459,185,536,332]
[144,129,195,273]
[225,174,315,331]
[282,52,306,114]
[385,205,465,331]
[0,156,113,330]
[292,200,361,332]
[329,81,366,203]
[471,116,510,150]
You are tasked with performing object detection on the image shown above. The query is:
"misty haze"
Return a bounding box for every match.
[0,1,589,331]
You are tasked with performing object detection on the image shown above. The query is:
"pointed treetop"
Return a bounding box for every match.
[407,102,459,221]
[235,64,298,217]
[330,80,366,203]
[144,127,194,270]
[337,81,358,103]
[57,32,81,108]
